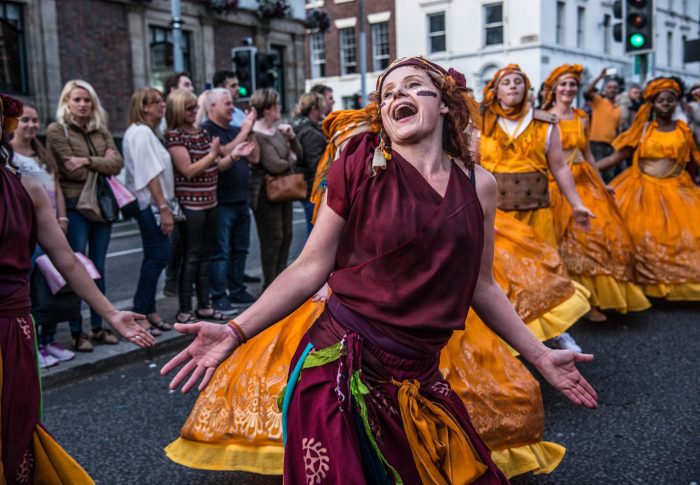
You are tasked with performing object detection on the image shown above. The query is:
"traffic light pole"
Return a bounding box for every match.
[639,54,648,84]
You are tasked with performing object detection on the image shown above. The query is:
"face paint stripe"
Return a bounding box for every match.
[417,90,438,97]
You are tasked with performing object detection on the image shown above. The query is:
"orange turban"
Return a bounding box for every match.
[612,78,682,150]
[540,64,583,110]
[480,64,532,137]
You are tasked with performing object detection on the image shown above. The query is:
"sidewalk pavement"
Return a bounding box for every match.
[40,278,262,390]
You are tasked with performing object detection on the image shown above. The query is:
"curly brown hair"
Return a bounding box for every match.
[368,75,475,169]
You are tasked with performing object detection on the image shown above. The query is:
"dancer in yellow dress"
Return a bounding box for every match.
[165,106,592,479]
[598,78,700,300]
[479,64,593,350]
[542,64,650,320]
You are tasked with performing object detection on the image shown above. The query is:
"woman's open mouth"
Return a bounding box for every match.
[392,102,418,121]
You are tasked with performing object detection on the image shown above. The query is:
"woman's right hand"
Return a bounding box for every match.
[209,137,221,162]
[159,206,174,235]
[161,321,240,392]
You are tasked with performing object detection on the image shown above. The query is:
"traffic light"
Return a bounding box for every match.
[624,0,655,55]
[255,53,280,91]
[612,1,623,42]
[232,46,257,99]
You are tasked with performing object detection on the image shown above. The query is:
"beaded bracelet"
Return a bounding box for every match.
[226,320,248,345]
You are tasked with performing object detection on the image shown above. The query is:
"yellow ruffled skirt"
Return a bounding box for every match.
[506,207,558,248]
[550,162,650,313]
[611,167,700,300]
[493,210,590,342]
[166,297,565,478]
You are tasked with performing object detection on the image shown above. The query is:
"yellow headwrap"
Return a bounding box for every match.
[612,78,682,151]
[480,64,532,137]
[540,64,584,110]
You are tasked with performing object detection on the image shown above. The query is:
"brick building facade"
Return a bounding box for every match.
[304,0,396,109]
[3,0,307,133]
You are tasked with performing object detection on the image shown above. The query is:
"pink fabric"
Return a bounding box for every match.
[107,176,136,208]
[35,253,101,295]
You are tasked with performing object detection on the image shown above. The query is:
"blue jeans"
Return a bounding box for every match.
[210,201,251,301]
[133,208,171,315]
[66,206,112,333]
[303,200,315,236]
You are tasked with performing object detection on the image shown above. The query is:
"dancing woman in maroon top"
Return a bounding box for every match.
[163,57,598,484]
[0,93,155,483]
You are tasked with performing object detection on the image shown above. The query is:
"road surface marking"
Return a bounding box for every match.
[106,248,142,258]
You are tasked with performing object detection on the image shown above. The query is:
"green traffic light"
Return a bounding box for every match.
[239,86,248,97]
[629,33,646,48]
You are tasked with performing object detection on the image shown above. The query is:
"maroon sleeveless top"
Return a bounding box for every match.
[0,166,37,316]
[313,132,484,357]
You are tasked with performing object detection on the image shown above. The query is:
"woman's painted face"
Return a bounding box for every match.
[496,73,526,108]
[379,66,447,145]
[555,76,579,105]
[653,90,677,118]
[16,106,39,140]
[67,87,92,120]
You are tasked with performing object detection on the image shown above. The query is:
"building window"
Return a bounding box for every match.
[667,31,673,67]
[427,12,446,53]
[556,1,565,44]
[682,0,688,15]
[576,6,585,49]
[483,3,503,47]
[0,1,27,94]
[339,27,356,75]
[371,22,390,71]
[149,26,192,91]
[309,31,325,78]
[603,14,611,54]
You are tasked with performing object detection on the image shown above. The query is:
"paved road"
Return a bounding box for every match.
[100,203,308,309]
[42,300,699,484]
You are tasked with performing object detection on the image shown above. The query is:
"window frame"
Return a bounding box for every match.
[427,11,447,54]
[555,1,565,44]
[338,26,357,76]
[483,2,504,47]
[576,6,585,49]
[371,21,390,72]
[309,31,326,79]
[0,1,28,95]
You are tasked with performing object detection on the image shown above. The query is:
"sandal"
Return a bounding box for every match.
[175,312,197,324]
[144,325,162,337]
[147,313,172,331]
[195,308,227,321]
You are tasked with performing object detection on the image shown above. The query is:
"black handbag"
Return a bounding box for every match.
[96,174,119,222]
[30,269,81,326]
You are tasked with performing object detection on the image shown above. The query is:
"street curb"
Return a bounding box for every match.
[41,333,193,390]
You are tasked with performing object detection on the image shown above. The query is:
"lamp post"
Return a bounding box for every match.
[171,0,185,72]
[359,0,367,105]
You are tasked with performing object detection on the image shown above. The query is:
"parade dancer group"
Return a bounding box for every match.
[1,54,698,483]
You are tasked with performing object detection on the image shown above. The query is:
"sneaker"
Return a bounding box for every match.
[38,346,59,368]
[244,273,261,283]
[72,333,94,352]
[229,291,257,305]
[90,328,119,345]
[212,297,239,317]
[551,332,582,353]
[45,342,76,362]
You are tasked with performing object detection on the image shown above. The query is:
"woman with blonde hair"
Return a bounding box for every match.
[46,79,123,352]
[123,87,175,336]
[293,91,327,233]
[165,89,254,323]
[250,88,302,287]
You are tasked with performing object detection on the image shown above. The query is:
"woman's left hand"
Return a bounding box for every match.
[232,141,255,159]
[572,205,594,231]
[106,310,156,348]
[278,123,295,140]
[64,156,89,172]
[535,348,598,409]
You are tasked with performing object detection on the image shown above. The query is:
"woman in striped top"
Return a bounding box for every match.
[165,90,254,323]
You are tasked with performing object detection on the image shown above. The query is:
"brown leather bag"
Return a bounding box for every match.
[264,171,308,203]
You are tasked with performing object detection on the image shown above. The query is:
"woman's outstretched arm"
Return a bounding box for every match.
[161,195,345,392]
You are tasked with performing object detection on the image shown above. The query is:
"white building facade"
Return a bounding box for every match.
[394,0,700,98]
